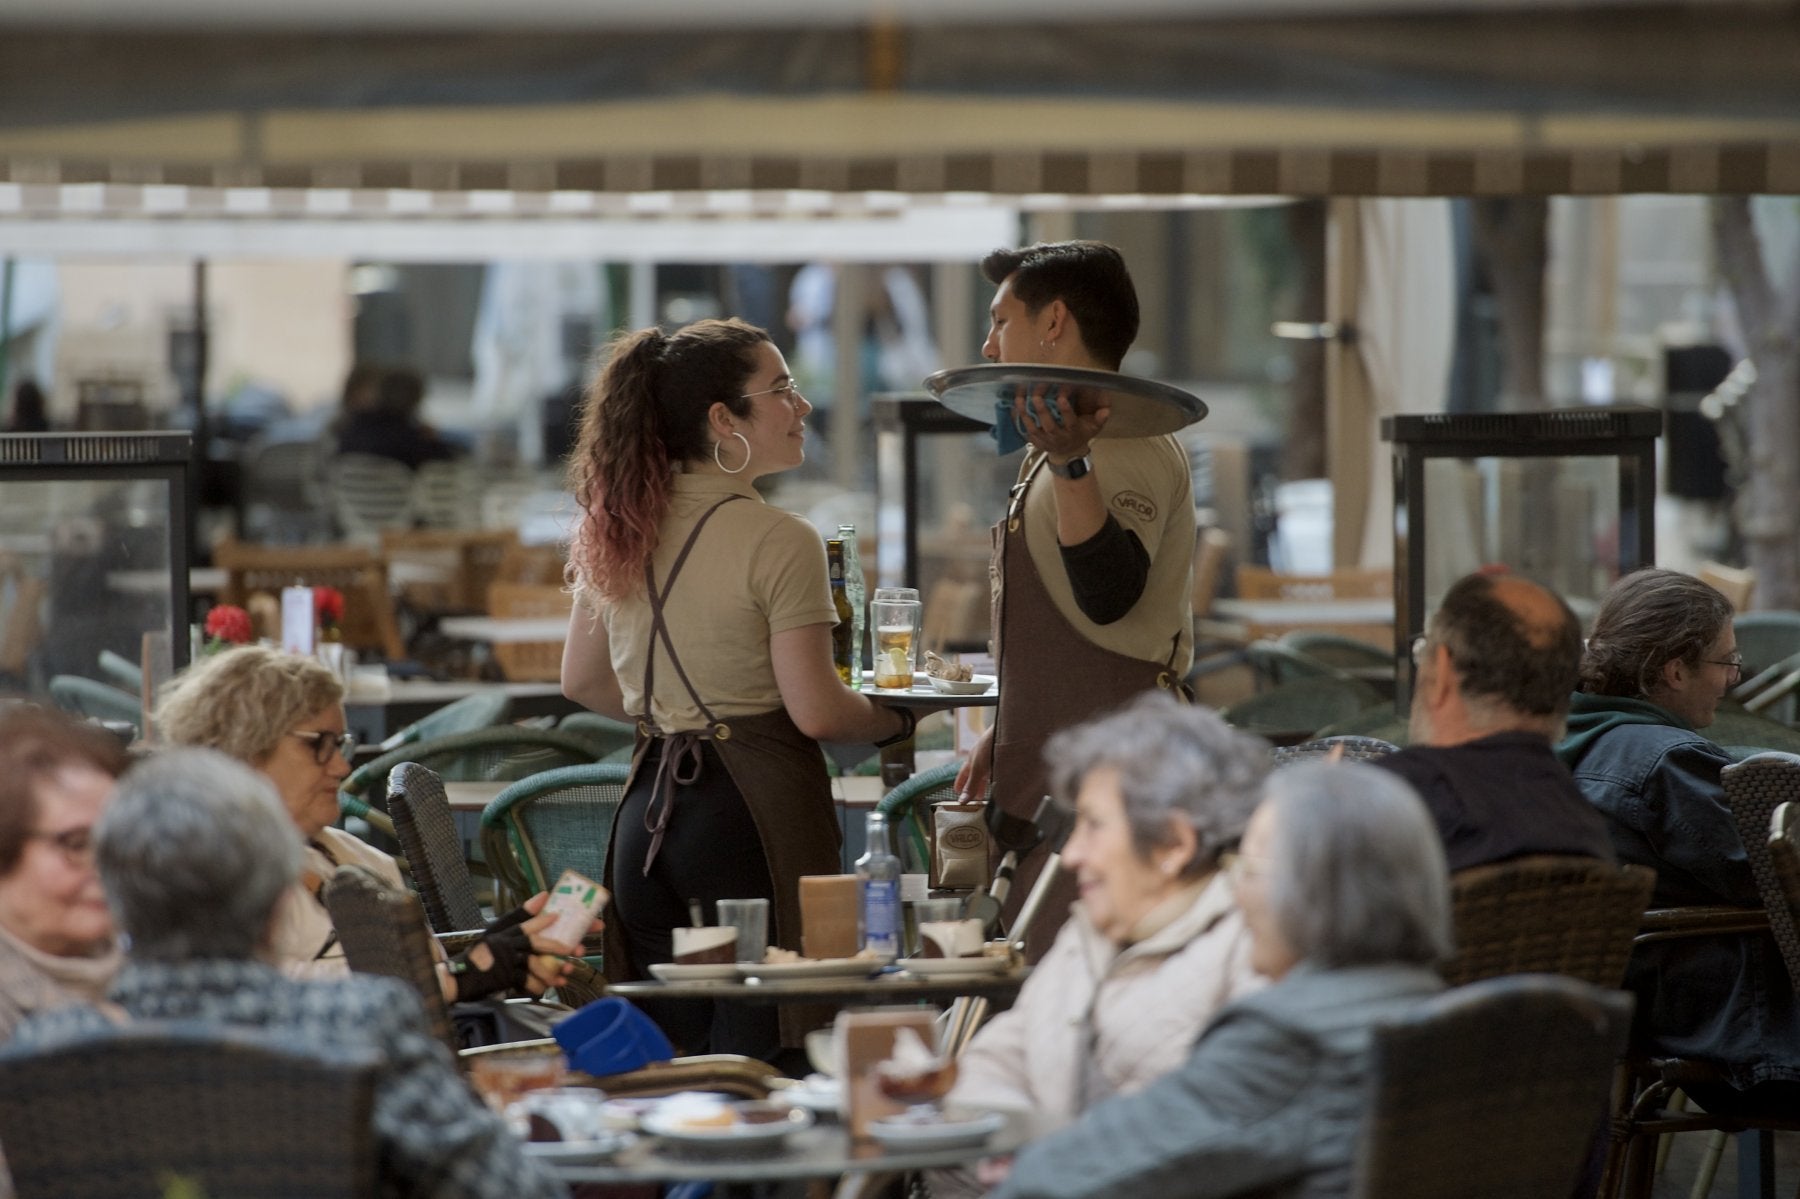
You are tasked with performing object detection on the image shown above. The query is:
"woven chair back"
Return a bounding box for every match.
[0,1022,380,1199]
[1723,752,1800,985]
[876,761,963,874]
[481,763,629,900]
[47,674,141,732]
[487,582,575,682]
[1220,675,1384,741]
[1350,974,1632,1199]
[1441,855,1656,988]
[322,864,460,1058]
[328,453,416,537]
[1769,804,1800,975]
[341,727,599,821]
[388,762,486,934]
[1271,735,1400,767]
[557,711,639,760]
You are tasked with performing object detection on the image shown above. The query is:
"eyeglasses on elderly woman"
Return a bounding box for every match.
[287,729,358,765]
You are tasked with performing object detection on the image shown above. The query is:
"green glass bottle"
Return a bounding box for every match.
[827,538,856,685]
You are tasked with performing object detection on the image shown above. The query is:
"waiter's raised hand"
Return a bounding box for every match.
[1010,382,1109,460]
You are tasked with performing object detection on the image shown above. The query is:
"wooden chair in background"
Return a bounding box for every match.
[1233,564,1394,649]
[381,528,520,614]
[486,581,573,683]
[214,539,406,661]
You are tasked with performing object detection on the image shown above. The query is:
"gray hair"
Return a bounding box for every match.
[1046,691,1271,878]
[96,748,302,963]
[1259,760,1452,968]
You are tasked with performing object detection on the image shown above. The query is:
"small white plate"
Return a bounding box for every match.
[738,957,881,981]
[927,674,995,696]
[649,962,740,983]
[522,1131,631,1164]
[868,1110,1007,1151]
[642,1102,814,1147]
[899,954,1012,978]
[781,1076,842,1115]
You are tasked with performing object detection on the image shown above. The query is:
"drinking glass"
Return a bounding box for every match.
[871,594,923,689]
[716,897,771,962]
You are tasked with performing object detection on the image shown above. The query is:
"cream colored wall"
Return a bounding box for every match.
[53,259,352,420]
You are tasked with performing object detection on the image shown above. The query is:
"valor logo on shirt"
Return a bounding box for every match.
[1111,491,1157,523]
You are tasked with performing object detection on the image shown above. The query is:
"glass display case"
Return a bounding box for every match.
[1382,406,1662,707]
[0,432,192,713]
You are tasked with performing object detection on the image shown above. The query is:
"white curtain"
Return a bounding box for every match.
[1354,200,1459,570]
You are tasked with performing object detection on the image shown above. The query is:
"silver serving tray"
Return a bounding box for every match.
[922,364,1207,439]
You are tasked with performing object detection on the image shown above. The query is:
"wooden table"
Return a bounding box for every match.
[553,1109,1037,1186]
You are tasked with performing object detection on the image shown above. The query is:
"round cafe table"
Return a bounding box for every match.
[549,1109,1039,1186]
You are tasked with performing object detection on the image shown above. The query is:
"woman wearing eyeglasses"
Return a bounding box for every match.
[560,319,918,1063]
[1556,568,1800,1114]
[156,646,579,1006]
[0,707,127,1043]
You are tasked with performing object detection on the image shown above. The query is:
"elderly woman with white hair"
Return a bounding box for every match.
[8,749,563,1199]
[989,759,1451,1199]
[939,692,1267,1193]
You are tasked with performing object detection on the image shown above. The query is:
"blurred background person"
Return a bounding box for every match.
[336,365,460,470]
[4,380,49,434]
[0,707,127,1043]
[936,693,1268,1199]
[8,748,564,1199]
[990,760,1451,1199]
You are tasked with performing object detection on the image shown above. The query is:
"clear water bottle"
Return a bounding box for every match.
[837,523,866,690]
[857,810,901,958]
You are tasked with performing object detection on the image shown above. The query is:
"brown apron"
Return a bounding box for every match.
[989,455,1185,960]
[599,495,841,1046]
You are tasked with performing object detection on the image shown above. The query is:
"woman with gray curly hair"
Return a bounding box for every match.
[156,645,582,1011]
[938,692,1270,1196]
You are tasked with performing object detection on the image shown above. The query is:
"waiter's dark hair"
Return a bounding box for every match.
[980,240,1139,369]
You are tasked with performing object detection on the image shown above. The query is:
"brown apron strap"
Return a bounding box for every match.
[635,492,745,872]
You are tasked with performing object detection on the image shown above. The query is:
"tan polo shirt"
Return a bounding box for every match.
[597,471,838,730]
[1009,434,1195,673]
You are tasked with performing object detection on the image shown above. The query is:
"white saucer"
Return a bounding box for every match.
[927,674,995,696]
[867,1110,1007,1151]
[780,1075,842,1115]
[738,957,881,981]
[650,962,740,982]
[900,954,1012,977]
[522,1131,631,1164]
[642,1102,814,1148]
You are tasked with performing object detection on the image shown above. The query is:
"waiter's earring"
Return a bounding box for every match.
[714,431,752,475]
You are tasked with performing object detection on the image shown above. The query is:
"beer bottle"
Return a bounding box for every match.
[827,538,856,685]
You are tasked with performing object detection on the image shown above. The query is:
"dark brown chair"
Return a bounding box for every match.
[0,1022,379,1199]
[1441,854,1656,988]
[387,761,487,935]
[214,538,406,660]
[1351,974,1632,1199]
[323,863,461,1058]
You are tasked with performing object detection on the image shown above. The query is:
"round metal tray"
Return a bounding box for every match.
[922,363,1207,439]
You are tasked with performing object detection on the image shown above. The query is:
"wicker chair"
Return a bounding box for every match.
[1270,735,1400,768]
[340,726,599,826]
[486,581,574,683]
[322,863,461,1057]
[47,674,141,734]
[0,1022,380,1199]
[387,762,487,935]
[1277,630,1392,672]
[874,760,962,874]
[557,710,639,762]
[1440,855,1656,989]
[1220,675,1384,742]
[214,539,406,661]
[328,452,416,539]
[377,688,514,753]
[480,762,627,904]
[96,648,143,692]
[1350,974,1633,1199]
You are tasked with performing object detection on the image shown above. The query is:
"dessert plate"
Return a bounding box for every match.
[649,962,740,983]
[868,1110,1007,1151]
[739,957,882,982]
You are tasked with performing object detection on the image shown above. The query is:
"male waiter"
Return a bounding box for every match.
[954,240,1196,956]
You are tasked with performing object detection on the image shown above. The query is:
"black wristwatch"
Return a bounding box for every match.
[1046,453,1092,481]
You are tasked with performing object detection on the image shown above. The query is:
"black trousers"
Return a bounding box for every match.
[613,739,783,1062]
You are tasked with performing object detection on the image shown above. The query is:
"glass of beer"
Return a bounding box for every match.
[871,591,922,689]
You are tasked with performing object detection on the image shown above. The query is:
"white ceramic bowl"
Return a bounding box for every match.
[927,674,995,696]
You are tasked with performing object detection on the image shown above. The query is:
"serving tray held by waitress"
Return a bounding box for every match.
[923,363,1208,440]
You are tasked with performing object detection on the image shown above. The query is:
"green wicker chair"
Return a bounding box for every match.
[339,726,598,831]
[1221,675,1384,742]
[1270,735,1400,767]
[1242,639,1349,690]
[0,1023,381,1199]
[1315,705,1410,745]
[96,648,144,692]
[875,760,961,874]
[1277,630,1392,673]
[557,711,639,761]
[376,689,514,753]
[47,674,142,735]
[480,763,624,1006]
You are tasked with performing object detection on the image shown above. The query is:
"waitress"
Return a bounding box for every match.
[561,318,916,1062]
[953,241,1197,959]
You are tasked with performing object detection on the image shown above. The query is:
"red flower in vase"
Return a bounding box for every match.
[313,586,346,631]
[202,604,254,649]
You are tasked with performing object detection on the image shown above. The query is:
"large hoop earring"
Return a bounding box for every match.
[714,431,751,475]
